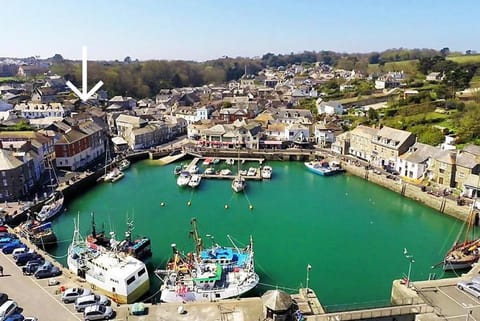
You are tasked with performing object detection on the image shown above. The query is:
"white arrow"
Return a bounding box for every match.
[66,46,104,102]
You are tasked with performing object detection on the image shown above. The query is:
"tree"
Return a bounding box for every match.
[124,56,132,64]
[367,108,379,121]
[51,54,64,63]
[440,47,450,56]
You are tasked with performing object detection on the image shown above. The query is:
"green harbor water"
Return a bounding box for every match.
[49,160,464,311]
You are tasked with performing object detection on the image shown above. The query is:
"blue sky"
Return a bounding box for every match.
[1,0,478,61]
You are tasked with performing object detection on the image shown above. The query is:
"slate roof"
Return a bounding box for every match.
[0,149,24,170]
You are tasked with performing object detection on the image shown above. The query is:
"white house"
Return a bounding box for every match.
[14,102,68,119]
[316,101,344,115]
[396,142,440,179]
[285,123,309,142]
[313,122,335,147]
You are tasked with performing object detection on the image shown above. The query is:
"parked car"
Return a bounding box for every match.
[75,295,109,312]
[2,242,26,254]
[61,288,92,303]
[0,293,8,306]
[4,313,24,321]
[14,253,42,266]
[83,304,114,321]
[22,259,45,276]
[0,237,16,246]
[457,279,480,299]
[33,262,61,279]
[11,247,28,257]
[0,226,7,233]
[23,318,38,321]
[0,300,18,321]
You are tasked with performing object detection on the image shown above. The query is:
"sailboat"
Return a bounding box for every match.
[443,201,480,271]
[36,159,64,222]
[231,150,246,193]
[155,218,259,302]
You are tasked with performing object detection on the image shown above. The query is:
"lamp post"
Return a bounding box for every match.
[403,248,414,288]
[306,264,312,294]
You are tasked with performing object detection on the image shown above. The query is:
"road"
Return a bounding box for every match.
[0,251,81,321]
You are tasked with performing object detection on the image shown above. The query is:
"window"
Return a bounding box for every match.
[439,169,445,174]
[138,268,146,277]
[127,275,136,285]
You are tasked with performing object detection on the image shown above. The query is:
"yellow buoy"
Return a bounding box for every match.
[187,201,191,206]
[225,204,229,209]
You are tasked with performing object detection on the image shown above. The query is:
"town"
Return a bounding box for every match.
[2,47,480,321]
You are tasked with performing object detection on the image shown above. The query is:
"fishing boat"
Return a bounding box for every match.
[173,165,184,175]
[36,191,64,222]
[212,158,220,164]
[15,219,57,249]
[219,169,232,176]
[247,167,257,176]
[188,174,202,188]
[188,164,199,174]
[67,217,150,304]
[104,168,124,182]
[204,167,215,175]
[232,176,246,193]
[155,218,259,302]
[261,166,273,179]
[118,159,130,171]
[304,161,345,176]
[225,158,235,165]
[443,204,480,271]
[177,171,191,187]
[202,158,213,166]
[86,213,152,262]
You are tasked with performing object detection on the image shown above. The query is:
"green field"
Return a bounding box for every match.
[447,54,480,64]
[367,59,418,74]
[470,75,480,88]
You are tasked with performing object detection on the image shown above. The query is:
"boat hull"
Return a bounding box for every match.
[304,162,345,176]
[160,273,259,303]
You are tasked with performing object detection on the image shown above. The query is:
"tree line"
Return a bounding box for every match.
[50,48,445,98]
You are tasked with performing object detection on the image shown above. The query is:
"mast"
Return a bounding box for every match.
[189,217,203,255]
[91,212,96,238]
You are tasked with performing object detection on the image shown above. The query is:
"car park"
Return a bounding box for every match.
[457,279,480,299]
[83,304,114,321]
[14,253,41,266]
[61,288,92,303]
[33,262,61,279]
[0,300,19,321]
[4,314,24,321]
[75,295,109,312]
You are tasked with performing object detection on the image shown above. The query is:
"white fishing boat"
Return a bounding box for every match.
[155,218,259,302]
[232,176,246,193]
[118,159,130,171]
[188,174,202,188]
[247,167,257,176]
[104,168,124,182]
[177,171,191,187]
[36,192,64,222]
[67,218,150,304]
[219,169,232,176]
[261,166,273,179]
[204,167,215,175]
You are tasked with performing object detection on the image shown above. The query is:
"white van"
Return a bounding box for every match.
[0,300,18,320]
[12,247,27,257]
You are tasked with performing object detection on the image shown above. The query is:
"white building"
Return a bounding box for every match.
[316,101,344,115]
[14,102,68,119]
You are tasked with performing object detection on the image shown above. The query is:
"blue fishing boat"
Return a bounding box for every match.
[155,218,259,302]
[304,161,345,176]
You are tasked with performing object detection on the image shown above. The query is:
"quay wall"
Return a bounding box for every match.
[340,161,470,222]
